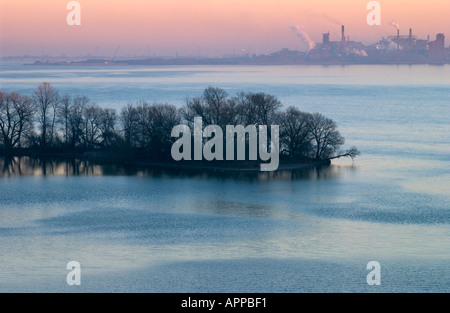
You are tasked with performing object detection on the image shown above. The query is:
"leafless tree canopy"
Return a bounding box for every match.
[1,84,359,163]
[182,87,240,130]
[0,92,35,149]
[32,82,61,148]
[278,106,312,160]
[307,112,345,160]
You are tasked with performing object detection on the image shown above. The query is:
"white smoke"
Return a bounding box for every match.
[318,13,342,26]
[390,19,400,30]
[351,48,368,57]
[290,25,316,51]
[387,39,403,50]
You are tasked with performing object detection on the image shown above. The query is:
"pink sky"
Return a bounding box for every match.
[1,0,449,57]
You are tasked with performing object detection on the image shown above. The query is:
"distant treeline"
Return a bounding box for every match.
[0,83,359,164]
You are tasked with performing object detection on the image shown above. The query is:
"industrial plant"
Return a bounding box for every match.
[23,24,450,66]
[304,25,447,64]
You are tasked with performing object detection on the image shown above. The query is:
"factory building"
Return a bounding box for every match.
[306,25,448,64]
[308,25,367,61]
[429,33,446,63]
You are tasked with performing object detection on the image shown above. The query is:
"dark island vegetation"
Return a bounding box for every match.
[0,83,359,172]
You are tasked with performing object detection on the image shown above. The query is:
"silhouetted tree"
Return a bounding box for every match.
[0,92,35,150]
[58,94,71,147]
[145,104,181,159]
[278,107,312,160]
[134,102,153,148]
[33,82,60,148]
[182,87,240,129]
[329,146,361,161]
[121,102,181,159]
[307,112,345,160]
[83,104,103,148]
[2,83,360,165]
[97,108,117,147]
[120,104,139,148]
[68,95,89,149]
[243,92,282,126]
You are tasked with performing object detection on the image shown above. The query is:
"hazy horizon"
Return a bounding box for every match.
[1,0,449,58]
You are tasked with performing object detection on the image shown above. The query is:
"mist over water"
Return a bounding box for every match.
[0,64,449,292]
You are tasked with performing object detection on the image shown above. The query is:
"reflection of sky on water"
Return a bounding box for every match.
[1,204,448,292]
[0,64,449,292]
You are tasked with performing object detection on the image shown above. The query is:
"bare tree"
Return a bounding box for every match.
[2,83,359,166]
[146,103,181,158]
[120,104,139,148]
[121,102,180,159]
[58,94,71,146]
[329,146,361,161]
[68,95,89,148]
[0,92,35,150]
[10,93,35,148]
[135,103,180,147]
[97,108,117,147]
[182,87,240,130]
[307,113,345,160]
[233,91,254,125]
[201,87,234,128]
[244,92,281,126]
[83,104,103,148]
[181,96,205,126]
[33,82,60,148]
[278,107,312,160]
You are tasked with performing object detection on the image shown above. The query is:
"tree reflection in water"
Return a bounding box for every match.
[0,156,355,181]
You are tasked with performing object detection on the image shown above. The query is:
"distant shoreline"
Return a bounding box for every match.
[21,58,450,66]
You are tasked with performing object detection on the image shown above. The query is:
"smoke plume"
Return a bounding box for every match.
[351,48,368,57]
[390,19,400,30]
[319,13,342,26]
[290,25,316,51]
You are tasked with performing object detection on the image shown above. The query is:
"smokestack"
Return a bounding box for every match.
[342,25,345,43]
[397,29,400,50]
[409,28,412,48]
[323,32,330,45]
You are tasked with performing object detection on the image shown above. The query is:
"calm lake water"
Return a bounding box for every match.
[0,64,449,292]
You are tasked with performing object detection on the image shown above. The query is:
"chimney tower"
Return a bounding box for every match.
[409,28,413,48]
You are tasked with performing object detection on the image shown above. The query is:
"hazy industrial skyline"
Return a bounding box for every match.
[1,0,450,58]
